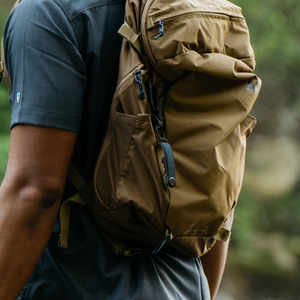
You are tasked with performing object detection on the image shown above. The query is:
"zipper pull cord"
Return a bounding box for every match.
[152,229,174,255]
[154,19,164,40]
[157,142,176,188]
[133,70,146,100]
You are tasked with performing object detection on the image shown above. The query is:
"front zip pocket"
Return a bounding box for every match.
[140,0,247,81]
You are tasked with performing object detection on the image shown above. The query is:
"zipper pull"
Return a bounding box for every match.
[157,142,176,188]
[154,19,164,40]
[133,70,146,100]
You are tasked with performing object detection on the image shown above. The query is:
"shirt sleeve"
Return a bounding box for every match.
[4,0,87,132]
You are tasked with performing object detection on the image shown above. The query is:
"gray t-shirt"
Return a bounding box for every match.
[4,0,210,299]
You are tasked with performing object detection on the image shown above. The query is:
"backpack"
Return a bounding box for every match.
[1,0,261,258]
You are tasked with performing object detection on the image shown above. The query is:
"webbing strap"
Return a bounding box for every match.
[68,163,86,190]
[101,231,143,256]
[61,164,141,255]
[58,164,87,249]
[118,22,143,56]
[58,193,86,249]
[146,18,154,30]
[213,227,231,242]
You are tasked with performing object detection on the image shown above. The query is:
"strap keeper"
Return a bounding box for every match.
[58,234,69,249]
[213,227,231,242]
[146,18,154,30]
[101,231,143,256]
[118,22,143,55]
[58,193,86,249]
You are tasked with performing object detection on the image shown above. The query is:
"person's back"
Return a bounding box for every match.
[0,0,216,299]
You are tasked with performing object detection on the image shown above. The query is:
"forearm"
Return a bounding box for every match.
[0,182,61,300]
[201,211,234,300]
[201,240,229,300]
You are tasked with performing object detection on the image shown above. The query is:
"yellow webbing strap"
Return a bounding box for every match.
[58,193,86,249]
[68,163,86,190]
[146,18,154,30]
[118,22,143,56]
[101,231,143,256]
[213,227,231,242]
[58,164,87,249]
[60,164,141,255]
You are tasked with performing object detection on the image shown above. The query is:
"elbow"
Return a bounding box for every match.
[2,175,64,211]
[0,176,64,234]
[35,189,62,210]
[23,181,63,210]
[18,185,63,211]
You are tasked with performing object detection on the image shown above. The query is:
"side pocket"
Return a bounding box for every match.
[94,111,168,234]
[116,113,169,230]
[112,112,139,175]
[93,112,140,211]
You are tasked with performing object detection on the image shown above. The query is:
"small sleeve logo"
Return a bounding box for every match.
[17,92,21,103]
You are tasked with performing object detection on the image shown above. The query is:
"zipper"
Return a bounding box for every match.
[133,69,146,100]
[141,3,244,81]
[94,64,146,196]
[141,0,171,80]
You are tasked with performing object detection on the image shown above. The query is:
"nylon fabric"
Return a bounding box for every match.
[92,0,261,258]
[142,0,255,81]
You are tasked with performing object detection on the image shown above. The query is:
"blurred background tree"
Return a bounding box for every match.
[0,0,12,180]
[0,0,299,299]
[217,1,300,299]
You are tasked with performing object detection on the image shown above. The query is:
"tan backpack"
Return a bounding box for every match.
[1,0,261,258]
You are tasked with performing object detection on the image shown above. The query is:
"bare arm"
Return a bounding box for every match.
[201,211,234,300]
[0,124,77,300]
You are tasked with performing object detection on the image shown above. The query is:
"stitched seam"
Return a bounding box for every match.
[53,0,125,21]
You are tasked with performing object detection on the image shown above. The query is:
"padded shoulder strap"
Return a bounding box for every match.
[0,0,21,90]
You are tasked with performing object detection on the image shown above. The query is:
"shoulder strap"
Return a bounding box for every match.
[59,164,143,255]
[0,0,21,90]
[118,21,143,56]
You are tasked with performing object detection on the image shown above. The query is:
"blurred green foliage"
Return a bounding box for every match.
[0,1,13,181]
[221,1,300,299]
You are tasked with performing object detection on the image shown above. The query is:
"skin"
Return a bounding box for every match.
[0,123,231,300]
[201,211,234,300]
[0,124,77,300]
